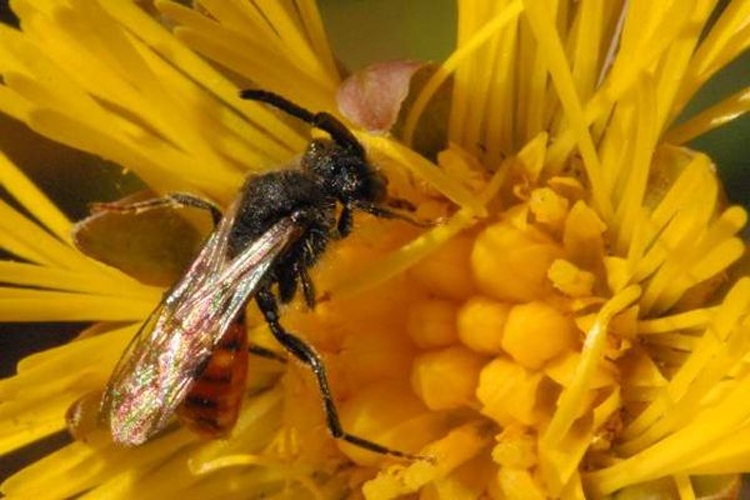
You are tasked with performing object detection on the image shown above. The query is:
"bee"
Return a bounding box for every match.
[98,90,422,459]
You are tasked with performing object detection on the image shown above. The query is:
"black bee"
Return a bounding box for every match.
[99,90,421,459]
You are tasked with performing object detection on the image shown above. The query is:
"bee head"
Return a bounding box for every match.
[303,138,388,206]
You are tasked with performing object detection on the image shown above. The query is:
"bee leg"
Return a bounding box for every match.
[336,205,353,238]
[297,263,316,309]
[91,193,223,226]
[276,264,298,304]
[167,193,223,226]
[255,288,423,460]
[247,344,287,363]
[353,201,435,228]
[385,196,418,212]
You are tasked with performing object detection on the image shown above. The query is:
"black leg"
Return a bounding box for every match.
[255,287,422,460]
[92,192,223,227]
[239,90,365,158]
[337,205,354,238]
[297,264,316,309]
[169,193,223,226]
[276,265,298,304]
[354,202,434,228]
[248,344,287,363]
[385,196,417,212]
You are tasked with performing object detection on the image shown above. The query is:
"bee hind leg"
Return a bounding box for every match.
[255,287,424,461]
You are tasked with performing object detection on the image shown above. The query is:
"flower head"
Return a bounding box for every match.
[1,1,749,499]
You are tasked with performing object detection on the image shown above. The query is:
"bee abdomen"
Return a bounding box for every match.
[176,320,248,438]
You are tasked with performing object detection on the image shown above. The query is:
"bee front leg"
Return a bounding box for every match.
[254,287,421,460]
[353,202,435,228]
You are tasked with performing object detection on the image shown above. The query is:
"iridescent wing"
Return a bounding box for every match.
[101,202,302,445]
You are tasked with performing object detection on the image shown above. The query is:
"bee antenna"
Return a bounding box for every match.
[240,90,365,157]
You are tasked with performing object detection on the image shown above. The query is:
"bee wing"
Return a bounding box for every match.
[101,209,302,446]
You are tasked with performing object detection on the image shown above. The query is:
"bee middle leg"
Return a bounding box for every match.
[91,193,223,226]
[247,344,287,363]
[255,287,421,460]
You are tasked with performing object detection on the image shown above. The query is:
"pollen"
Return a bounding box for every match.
[406,298,459,349]
[477,356,544,427]
[548,259,596,298]
[492,425,537,468]
[409,234,476,301]
[472,220,565,302]
[410,345,485,410]
[529,187,569,227]
[501,302,578,370]
[456,296,509,354]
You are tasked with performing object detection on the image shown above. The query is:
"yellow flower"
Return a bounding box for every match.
[1,1,749,499]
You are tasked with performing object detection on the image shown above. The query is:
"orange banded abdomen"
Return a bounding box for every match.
[176,319,248,438]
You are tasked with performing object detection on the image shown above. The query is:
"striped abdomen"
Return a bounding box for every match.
[176,319,248,437]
